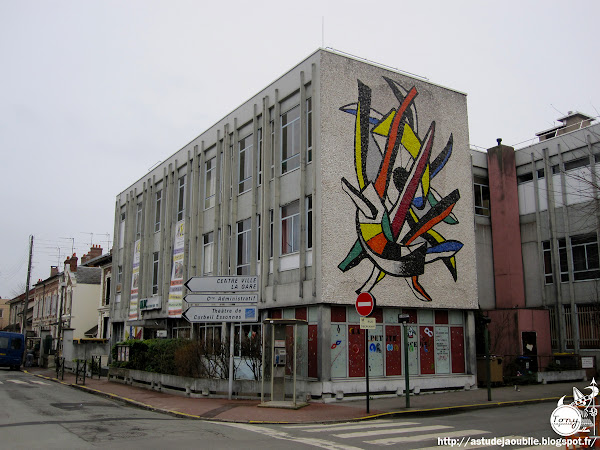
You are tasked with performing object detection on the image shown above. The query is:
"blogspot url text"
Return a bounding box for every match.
[438,436,595,447]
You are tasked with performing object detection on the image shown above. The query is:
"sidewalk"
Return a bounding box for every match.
[23,367,578,424]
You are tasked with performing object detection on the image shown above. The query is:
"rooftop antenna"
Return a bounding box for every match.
[59,237,75,254]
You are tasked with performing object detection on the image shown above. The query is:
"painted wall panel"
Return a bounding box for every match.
[348,325,365,377]
[385,325,402,375]
[320,51,477,311]
[451,326,465,373]
[420,325,435,374]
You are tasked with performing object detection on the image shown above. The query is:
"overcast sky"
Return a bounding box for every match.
[1,0,598,298]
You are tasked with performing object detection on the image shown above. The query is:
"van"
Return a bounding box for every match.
[0,331,25,370]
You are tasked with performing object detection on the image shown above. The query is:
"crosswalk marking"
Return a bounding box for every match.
[365,428,490,446]
[220,422,363,450]
[335,424,453,439]
[305,421,420,433]
[30,380,49,385]
[6,379,28,384]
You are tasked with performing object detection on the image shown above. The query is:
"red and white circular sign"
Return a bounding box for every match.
[355,292,375,317]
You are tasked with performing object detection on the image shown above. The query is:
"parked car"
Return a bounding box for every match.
[0,331,25,370]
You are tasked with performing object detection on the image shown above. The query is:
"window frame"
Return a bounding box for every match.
[281,200,300,255]
[238,134,253,195]
[177,174,186,221]
[203,232,214,276]
[152,252,160,295]
[236,219,251,275]
[154,190,162,233]
[281,106,301,174]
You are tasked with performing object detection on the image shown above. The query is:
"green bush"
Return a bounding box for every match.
[110,339,187,374]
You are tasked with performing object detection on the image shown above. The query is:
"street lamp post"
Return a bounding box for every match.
[482,315,492,401]
[398,314,411,408]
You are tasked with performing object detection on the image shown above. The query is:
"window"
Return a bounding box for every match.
[306,196,313,249]
[473,176,490,217]
[238,134,253,194]
[281,201,300,254]
[205,157,216,209]
[543,241,553,284]
[119,210,126,249]
[257,128,263,186]
[105,277,111,305]
[203,232,214,275]
[0,310,3,318]
[154,190,162,233]
[177,174,186,221]
[152,252,160,295]
[571,234,600,281]
[237,219,251,275]
[117,265,123,285]
[135,201,142,240]
[281,106,300,174]
[517,172,533,184]
[306,98,313,163]
[564,157,589,172]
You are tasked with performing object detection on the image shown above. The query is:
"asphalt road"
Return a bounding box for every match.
[0,369,588,449]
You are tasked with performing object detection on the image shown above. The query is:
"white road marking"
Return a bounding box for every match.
[283,419,399,430]
[335,424,452,438]
[305,421,420,433]
[219,422,363,450]
[6,379,28,384]
[30,380,49,385]
[366,429,490,446]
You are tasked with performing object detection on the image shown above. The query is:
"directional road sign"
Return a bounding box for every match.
[184,276,258,293]
[184,293,258,304]
[356,292,375,317]
[182,305,258,323]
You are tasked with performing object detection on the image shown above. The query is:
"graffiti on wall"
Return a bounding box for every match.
[338,77,463,302]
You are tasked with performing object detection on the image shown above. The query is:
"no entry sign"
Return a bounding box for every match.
[355,292,375,317]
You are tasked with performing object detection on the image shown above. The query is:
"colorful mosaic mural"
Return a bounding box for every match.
[338,77,463,302]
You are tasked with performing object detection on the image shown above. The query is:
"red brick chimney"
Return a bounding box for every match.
[50,266,59,277]
[65,254,78,272]
[81,245,103,265]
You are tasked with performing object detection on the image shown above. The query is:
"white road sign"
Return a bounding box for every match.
[182,305,258,323]
[184,276,258,292]
[184,293,258,304]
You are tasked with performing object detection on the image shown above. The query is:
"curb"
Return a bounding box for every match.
[22,370,566,424]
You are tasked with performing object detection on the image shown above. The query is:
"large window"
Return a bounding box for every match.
[572,234,600,281]
[237,219,251,275]
[152,252,160,295]
[239,134,253,194]
[473,176,490,217]
[281,106,300,174]
[281,201,300,255]
[205,157,216,209]
[154,190,162,233]
[135,201,143,240]
[177,175,186,221]
[269,210,274,258]
[203,232,214,275]
[543,234,599,283]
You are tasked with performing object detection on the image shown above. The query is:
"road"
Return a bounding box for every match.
[0,368,588,449]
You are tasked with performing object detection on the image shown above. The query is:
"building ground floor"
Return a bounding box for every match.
[110,304,476,397]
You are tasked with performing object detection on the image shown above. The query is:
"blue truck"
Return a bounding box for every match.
[0,331,25,370]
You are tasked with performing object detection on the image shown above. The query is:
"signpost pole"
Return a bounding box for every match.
[365,327,369,414]
[404,323,410,408]
[228,323,235,400]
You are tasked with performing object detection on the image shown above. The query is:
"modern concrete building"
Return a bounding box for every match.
[473,112,600,372]
[111,49,479,398]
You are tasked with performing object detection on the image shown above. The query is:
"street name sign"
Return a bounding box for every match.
[182,305,258,323]
[355,292,375,317]
[360,317,376,330]
[184,293,258,304]
[184,276,258,292]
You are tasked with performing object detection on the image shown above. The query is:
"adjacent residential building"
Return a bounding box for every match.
[33,250,102,349]
[6,289,35,333]
[0,297,9,330]
[111,48,478,397]
[79,245,112,340]
[473,112,600,370]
